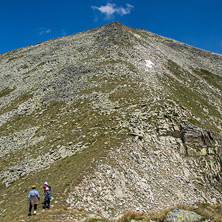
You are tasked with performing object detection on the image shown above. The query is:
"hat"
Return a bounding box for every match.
[32,185,36,189]
[44,182,48,185]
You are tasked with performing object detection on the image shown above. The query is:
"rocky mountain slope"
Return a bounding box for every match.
[0,22,221,221]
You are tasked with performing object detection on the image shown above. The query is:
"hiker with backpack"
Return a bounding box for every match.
[27,185,40,216]
[43,187,51,209]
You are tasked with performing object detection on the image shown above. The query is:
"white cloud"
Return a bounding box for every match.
[91,2,134,20]
[39,28,51,36]
[117,3,134,15]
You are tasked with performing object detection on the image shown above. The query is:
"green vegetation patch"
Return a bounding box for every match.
[93,59,124,67]
[81,50,105,63]
[0,92,33,116]
[192,68,222,91]
[86,219,111,222]
[93,59,137,73]
[77,46,85,52]
[109,81,147,106]
[22,61,46,76]
[167,60,200,87]
[0,87,16,98]
[6,54,24,63]
[167,60,186,79]
[159,72,221,132]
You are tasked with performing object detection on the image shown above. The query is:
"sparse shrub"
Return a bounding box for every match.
[0,87,16,98]
[117,204,222,222]
[118,211,145,222]
[87,219,111,222]
[195,203,222,222]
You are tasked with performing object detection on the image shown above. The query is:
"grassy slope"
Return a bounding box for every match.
[158,59,222,133]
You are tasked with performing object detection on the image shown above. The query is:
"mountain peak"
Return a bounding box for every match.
[0,23,221,221]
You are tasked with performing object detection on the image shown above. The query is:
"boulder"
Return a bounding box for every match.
[165,208,202,222]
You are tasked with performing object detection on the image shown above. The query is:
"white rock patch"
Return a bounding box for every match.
[133,33,141,39]
[145,60,154,69]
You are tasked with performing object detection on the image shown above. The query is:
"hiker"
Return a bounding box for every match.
[41,182,48,193]
[43,187,51,209]
[27,185,40,216]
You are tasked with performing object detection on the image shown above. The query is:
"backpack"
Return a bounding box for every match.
[48,193,51,200]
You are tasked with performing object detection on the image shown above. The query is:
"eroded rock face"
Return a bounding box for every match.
[66,96,221,218]
[180,124,213,147]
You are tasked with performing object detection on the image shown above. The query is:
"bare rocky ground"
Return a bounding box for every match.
[0,22,221,221]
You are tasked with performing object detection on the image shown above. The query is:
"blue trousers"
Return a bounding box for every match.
[44,199,50,208]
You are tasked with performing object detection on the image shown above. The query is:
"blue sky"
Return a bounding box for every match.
[0,0,222,54]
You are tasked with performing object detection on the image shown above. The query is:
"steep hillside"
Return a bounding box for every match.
[0,22,221,221]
